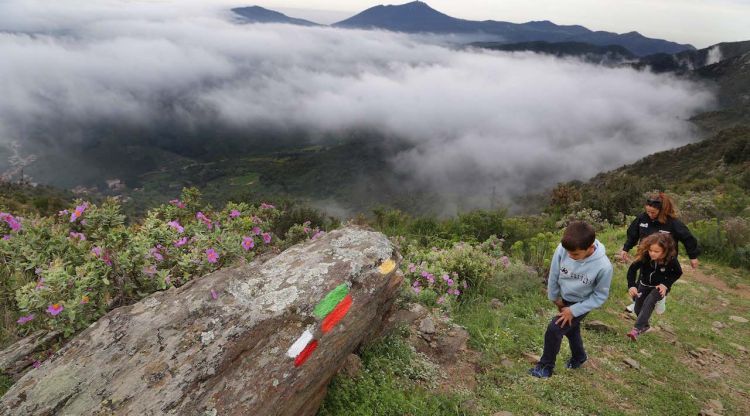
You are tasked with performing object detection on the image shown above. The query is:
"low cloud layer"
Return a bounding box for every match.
[0,0,715,211]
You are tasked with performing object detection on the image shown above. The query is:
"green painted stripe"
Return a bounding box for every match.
[313,283,349,319]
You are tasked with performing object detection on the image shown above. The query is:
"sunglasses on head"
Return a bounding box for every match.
[646,198,662,208]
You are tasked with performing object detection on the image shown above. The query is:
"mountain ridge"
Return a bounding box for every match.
[332,1,694,56]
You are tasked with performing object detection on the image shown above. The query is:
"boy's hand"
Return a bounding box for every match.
[555,307,574,328]
[690,259,699,269]
[657,284,668,297]
[553,299,565,311]
[628,287,638,299]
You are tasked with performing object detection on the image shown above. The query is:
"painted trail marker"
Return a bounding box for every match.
[378,259,396,275]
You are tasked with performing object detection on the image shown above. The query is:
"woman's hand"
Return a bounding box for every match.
[658,284,668,297]
[628,287,639,299]
[619,250,630,262]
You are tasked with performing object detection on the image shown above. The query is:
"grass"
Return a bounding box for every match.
[318,329,470,416]
[0,374,11,397]
[320,231,750,415]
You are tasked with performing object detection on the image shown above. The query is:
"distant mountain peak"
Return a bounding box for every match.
[232,6,322,27]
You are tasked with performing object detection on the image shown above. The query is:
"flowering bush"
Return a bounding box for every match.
[282,220,326,249]
[401,236,507,305]
[1,188,322,339]
[555,208,610,231]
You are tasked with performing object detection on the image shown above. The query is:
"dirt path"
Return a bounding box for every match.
[681,265,750,299]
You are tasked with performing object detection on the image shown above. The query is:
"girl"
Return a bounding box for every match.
[626,233,682,340]
[619,192,699,314]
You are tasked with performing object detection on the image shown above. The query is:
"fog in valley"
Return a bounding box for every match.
[0,0,715,212]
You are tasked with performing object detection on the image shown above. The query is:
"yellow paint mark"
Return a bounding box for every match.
[378,259,396,275]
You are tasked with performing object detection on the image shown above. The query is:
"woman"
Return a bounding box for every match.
[619,192,699,313]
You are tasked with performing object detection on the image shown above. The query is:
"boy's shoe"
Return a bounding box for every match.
[528,364,553,378]
[627,328,640,341]
[625,302,635,313]
[655,297,666,315]
[565,354,588,369]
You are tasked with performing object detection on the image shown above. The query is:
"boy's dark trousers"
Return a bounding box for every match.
[539,299,588,368]
[634,283,664,330]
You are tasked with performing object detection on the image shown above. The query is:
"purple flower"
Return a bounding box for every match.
[462,280,468,289]
[143,265,157,276]
[16,314,35,325]
[408,263,416,273]
[412,286,421,294]
[174,237,188,247]
[47,303,64,316]
[500,256,510,268]
[2,235,10,240]
[211,289,218,300]
[442,274,450,282]
[437,296,445,304]
[230,209,241,218]
[262,232,272,244]
[252,226,262,236]
[149,247,164,262]
[0,212,22,232]
[32,360,41,369]
[69,203,88,222]
[169,199,185,209]
[69,231,86,241]
[167,220,184,234]
[196,212,212,229]
[91,247,112,266]
[58,209,69,216]
[311,230,325,241]
[241,236,255,251]
[35,278,46,291]
[447,279,454,287]
[205,248,219,264]
[260,202,275,209]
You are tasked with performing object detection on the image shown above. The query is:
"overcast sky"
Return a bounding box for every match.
[259,0,750,49]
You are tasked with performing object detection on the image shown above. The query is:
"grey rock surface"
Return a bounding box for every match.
[0,226,402,416]
[0,331,61,380]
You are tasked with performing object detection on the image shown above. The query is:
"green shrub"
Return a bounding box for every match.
[691,217,750,270]
[510,231,559,275]
[555,208,610,231]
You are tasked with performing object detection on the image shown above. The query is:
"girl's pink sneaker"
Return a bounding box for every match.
[627,328,640,341]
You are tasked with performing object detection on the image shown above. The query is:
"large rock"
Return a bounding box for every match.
[0,331,61,380]
[0,226,403,416]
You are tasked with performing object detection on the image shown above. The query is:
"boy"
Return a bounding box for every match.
[529,221,613,378]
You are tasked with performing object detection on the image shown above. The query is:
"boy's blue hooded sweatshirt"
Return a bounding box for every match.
[547,240,613,317]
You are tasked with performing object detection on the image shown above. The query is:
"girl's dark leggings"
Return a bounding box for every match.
[634,283,664,330]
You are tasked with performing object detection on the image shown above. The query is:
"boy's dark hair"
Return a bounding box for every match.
[561,221,596,251]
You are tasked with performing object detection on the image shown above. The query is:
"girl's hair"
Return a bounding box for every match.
[636,233,677,264]
[646,192,678,224]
